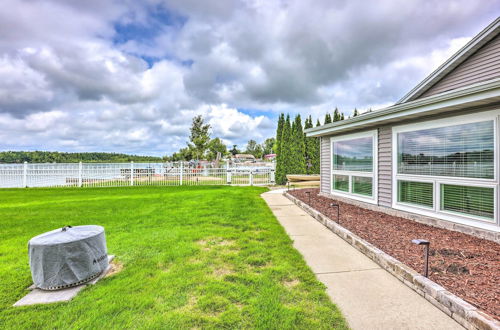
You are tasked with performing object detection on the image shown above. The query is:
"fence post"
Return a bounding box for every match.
[78,162,83,187]
[249,170,253,186]
[22,161,28,188]
[130,161,134,186]
[180,162,183,186]
[270,169,275,184]
[226,162,231,184]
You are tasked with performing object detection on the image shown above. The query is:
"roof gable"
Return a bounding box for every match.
[398,17,500,104]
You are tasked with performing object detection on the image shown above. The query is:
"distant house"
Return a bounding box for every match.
[305,17,500,236]
[233,154,256,162]
[264,153,276,161]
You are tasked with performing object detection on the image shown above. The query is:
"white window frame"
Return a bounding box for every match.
[331,130,378,204]
[392,110,500,230]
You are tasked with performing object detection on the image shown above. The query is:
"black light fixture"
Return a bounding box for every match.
[411,239,430,277]
[306,191,311,204]
[330,203,340,223]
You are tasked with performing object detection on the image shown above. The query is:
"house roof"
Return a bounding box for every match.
[305,17,500,138]
[398,17,500,103]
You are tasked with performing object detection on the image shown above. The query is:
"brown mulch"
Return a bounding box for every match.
[289,188,500,321]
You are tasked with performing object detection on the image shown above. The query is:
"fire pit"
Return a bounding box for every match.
[28,225,108,290]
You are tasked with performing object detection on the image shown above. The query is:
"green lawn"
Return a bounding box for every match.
[0,186,346,329]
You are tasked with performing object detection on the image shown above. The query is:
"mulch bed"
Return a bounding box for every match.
[289,188,500,321]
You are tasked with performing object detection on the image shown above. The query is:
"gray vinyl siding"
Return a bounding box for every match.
[420,34,500,98]
[320,136,331,194]
[378,126,392,207]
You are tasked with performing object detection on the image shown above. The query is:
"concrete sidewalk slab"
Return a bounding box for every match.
[261,191,462,330]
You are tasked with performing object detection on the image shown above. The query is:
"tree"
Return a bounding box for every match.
[262,137,275,155]
[188,115,211,160]
[206,138,227,161]
[290,114,306,174]
[324,113,332,124]
[277,115,292,184]
[333,107,341,122]
[353,108,359,117]
[230,145,240,156]
[245,139,263,158]
[275,113,286,184]
[340,113,345,120]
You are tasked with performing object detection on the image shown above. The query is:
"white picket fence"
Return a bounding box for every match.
[0,162,275,188]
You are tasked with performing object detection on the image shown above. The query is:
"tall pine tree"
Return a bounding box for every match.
[324,113,332,124]
[275,113,285,184]
[280,115,292,182]
[304,115,320,174]
[333,107,341,122]
[291,114,306,174]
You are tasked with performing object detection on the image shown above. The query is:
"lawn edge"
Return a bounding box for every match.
[284,191,500,330]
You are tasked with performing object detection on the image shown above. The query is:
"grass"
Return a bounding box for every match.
[0,186,347,329]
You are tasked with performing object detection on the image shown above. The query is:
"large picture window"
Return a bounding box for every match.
[394,113,498,225]
[398,120,494,179]
[331,131,376,202]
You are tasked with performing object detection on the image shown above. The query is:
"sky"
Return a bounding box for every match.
[0,1,498,156]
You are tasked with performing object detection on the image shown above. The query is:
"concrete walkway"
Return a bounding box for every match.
[261,190,462,330]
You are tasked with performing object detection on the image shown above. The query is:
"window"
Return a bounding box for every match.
[333,174,349,192]
[333,137,373,172]
[398,180,433,208]
[394,113,498,226]
[331,131,376,202]
[440,184,494,220]
[398,120,494,179]
[352,176,373,196]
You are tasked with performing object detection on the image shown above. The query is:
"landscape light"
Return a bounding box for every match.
[330,203,340,223]
[306,191,311,204]
[411,239,430,277]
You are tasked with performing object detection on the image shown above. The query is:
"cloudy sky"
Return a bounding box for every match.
[0,0,498,156]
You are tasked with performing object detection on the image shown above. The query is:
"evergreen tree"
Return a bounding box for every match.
[353,108,359,117]
[340,113,345,120]
[316,119,321,126]
[291,114,306,174]
[324,113,332,124]
[279,115,292,184]
[304,116,316,174]
[333,107,341,122]
[275,113,286,184]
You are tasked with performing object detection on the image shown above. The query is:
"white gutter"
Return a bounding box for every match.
[305,78,500,137]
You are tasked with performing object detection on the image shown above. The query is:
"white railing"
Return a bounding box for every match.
[0,162,275,188]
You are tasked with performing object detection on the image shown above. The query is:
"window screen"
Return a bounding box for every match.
[352,176,372,196]
[398,120,494,179]
[333,136,373,172]
[398,180,433,208]
[333,174,349,192]
[440,184,494,220]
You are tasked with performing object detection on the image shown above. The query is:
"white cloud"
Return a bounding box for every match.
[0,0,497,155]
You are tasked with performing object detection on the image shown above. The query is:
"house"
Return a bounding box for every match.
[264,153,277,161]
[233,154,256,162]
[305,17,500,237]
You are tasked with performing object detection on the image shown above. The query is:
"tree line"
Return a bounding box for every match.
[275,108,351,184]
[0,151,163,163]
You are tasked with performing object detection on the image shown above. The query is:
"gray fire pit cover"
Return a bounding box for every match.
[28,225,108,290]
